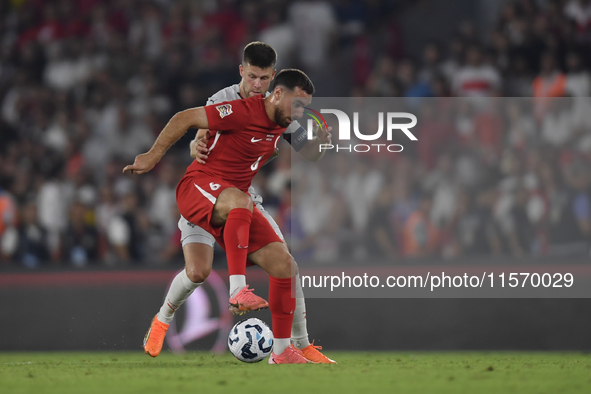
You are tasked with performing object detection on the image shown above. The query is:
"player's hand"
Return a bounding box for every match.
[122,152,159,175]
[190,130,211,164]
[314,122,332,144]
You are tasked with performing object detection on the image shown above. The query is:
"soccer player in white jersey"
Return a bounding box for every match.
[142,42,335,363]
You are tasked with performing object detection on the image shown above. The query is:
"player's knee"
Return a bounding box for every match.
[291,259,299,276]
[185,262,211,283]
[229,193,252,212]
[218,189,253,212]
[275,252,295,278]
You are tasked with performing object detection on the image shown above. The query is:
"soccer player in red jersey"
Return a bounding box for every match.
[124,69,331,364]
[128,42,334,364]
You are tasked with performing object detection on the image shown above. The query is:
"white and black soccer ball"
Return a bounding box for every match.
[228,318,274,363]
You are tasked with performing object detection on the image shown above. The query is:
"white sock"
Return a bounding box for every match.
[291,274,311,349]
[229,275,247,297]
[274,338,291,355]
[157,270,202,324]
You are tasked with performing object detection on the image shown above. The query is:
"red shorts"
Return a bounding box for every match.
[176,172,282,254]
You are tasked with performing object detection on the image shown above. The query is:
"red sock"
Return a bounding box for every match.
[223,208,252,276]
[269,276,296,339]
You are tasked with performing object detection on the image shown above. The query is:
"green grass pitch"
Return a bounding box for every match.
[1,351,590,394]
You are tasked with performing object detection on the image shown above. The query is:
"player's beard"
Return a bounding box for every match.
[274,105,291,128]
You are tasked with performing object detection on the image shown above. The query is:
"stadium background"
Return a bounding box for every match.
[2,0,591,352]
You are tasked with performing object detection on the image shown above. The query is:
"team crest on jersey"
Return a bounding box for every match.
[216,104,233,118]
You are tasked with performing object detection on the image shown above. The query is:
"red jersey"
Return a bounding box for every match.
[184,95,285,192]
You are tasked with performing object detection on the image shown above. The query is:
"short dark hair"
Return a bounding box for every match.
[243,41,277,69]
[272,69,315,95]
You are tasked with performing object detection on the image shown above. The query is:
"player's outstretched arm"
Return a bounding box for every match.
[298,123,332,162]
[123,107,210,175]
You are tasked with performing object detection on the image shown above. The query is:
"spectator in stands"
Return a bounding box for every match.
[401,193,440,258]
[366,182,397,258]
[290,168,331,261]
[506,100,536,151]
[61,200,99,266]
[0,187,18,263]
[108,106,154,163]
[440,35,465,84]
[474,99,504,159]
[365,56,398,97]
[541,162,590,256]
[423,152,459,230]
[564,0,591,39]
[344,157,384,242]
[418,41,443,84]
[399,58,432,98]
[14,200,50,268]
[565,52,591,97]
[416,101,455,168]
[289,0,337,72]
[540,98,574,147]
[259,7,295,71]
[504,55,534,96]
[158,203,184,265]
[107,188,148,265]
[509,186,537,256]
[452,45,501,97]
[564,162,591,249]
[490,30,511,74]
[533,52,566,98]
[450,188,503,256]
[148,159,179,237]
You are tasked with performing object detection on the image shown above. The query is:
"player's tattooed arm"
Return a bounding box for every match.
[123,107,210,175]
[298,122,332,162]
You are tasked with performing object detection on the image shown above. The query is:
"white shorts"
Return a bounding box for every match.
[178,190,284,248]
[178,216,216,248]
[255,201,284,241]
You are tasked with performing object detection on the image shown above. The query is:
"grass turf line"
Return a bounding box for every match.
[1,351,590,394]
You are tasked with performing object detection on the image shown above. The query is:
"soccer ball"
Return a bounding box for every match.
[228,318,274,363]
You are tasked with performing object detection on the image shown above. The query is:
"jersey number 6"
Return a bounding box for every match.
[250,155,263,171]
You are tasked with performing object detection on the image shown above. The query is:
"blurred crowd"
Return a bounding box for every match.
[286,97,591,262]
[1,0,591,267]
[263,0,591,262]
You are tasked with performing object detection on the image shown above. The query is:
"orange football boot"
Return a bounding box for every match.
[228,285,269,315]
[143,315,169,357]
[299,341,337,364]
[268,344,311,364]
